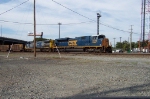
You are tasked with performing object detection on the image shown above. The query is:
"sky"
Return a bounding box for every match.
[0,0,145,46]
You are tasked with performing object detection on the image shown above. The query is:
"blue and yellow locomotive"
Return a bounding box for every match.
[54,34,112,53]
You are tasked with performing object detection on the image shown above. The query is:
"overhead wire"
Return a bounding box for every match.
[51,0,95,22]
[0,20,32,25]
[51,0,140,35]
[0,0,141,35]
[0,19,95,25]
[0,0,29,16]
[100,22,140,35]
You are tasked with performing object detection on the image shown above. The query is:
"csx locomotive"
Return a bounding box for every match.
[54,34,112,53]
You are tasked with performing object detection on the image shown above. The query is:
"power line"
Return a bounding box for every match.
[0,0,29,16]
[0,19,141,35]
[51,0,95,22]
[52,0,140,35]
[63,21,95,25]
[0,20,32,24]
[0,19,95,25]
[100,22,139,35]
[0,0,141,35]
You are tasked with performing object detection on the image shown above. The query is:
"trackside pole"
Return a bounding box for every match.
[55,44,61,58]
[7,43,13,58]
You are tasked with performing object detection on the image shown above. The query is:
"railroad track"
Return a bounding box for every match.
[94,53,150,55]
[1,51,150,56]
[61,52,150,56]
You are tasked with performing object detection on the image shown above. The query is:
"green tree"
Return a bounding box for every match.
[116,40,129,51]
[116,42,122,49]
[116,40,140,51]
[123,41,130,51]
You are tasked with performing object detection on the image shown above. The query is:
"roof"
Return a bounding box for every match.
[0,36,27,44]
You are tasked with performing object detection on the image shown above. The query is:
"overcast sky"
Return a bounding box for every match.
[0,0,144,46]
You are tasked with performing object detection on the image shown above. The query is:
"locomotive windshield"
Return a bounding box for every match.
[98,35,105,39]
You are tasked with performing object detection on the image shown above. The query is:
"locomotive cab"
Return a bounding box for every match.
[91,35,105,45]
[92,35,105,40]
[98,35,105,39]
[91,35,112,53]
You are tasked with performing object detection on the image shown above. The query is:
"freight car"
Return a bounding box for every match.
[53,34,112,53]
[11,44,24,52]
[0,44,24,52]
[0,45,9,51]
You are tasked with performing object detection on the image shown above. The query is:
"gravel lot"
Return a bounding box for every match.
[0,52,150,99]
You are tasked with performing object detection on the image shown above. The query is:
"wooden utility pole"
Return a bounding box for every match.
[34,0,36,57]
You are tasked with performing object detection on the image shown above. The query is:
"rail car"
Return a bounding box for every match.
[0,45,9,51]
[53,34,112,53]
[11,44,24,52]
[0,44,24,52]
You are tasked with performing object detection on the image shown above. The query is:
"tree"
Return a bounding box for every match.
[116,40,140,51]
[116,40,130,51]
[116,42,122,49]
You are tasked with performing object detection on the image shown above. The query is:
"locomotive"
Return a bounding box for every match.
[54,34,112,53]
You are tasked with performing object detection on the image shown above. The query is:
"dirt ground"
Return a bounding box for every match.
[0,52,150,99]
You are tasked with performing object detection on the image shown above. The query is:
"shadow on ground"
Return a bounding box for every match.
[56,83,150,99]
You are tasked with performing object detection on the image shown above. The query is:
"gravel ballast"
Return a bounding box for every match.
[0,52,150,98]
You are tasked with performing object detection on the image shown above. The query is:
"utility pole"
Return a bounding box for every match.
[113,38,116,49]
[97,13,101,35]
[129,25,133,52]
[120,37,122,49]
[58,23,61,38]
[33,0,36,57]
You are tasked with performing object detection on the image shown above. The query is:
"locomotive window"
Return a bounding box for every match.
[92,36,97,40]
[81,37,85,39]
[98,35,105,39]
